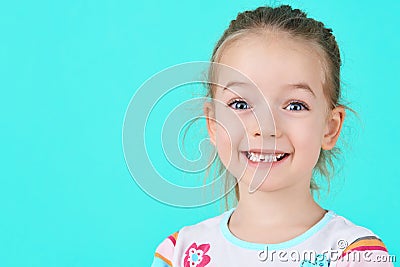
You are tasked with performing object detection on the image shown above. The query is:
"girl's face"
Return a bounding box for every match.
[204,32,345,193]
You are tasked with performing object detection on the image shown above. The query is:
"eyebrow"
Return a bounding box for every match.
[222,81,253,91]
[222,81,316,98]
[286,83,316,98]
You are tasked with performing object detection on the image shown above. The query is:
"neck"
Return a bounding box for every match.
[232,180,324,226]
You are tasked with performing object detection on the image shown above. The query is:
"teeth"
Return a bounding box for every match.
[246,152,286,163]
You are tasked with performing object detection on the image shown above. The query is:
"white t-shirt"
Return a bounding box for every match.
[151,208,393,267]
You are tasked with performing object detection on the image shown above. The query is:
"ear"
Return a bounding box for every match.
[203,101,216,146]
[322,106,346,150]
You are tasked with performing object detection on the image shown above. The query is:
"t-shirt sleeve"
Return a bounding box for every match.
[335,236,394,267]
[150,231,179,267]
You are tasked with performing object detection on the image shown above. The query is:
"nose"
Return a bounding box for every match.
[249,107,281,138]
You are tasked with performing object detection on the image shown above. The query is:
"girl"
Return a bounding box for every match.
[151,5,393,267]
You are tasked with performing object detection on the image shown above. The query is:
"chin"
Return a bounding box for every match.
[237,177,292,194]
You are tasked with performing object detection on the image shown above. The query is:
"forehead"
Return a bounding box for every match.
[216,32,327,96]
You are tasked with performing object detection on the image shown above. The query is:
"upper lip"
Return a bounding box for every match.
[244,149,289,154]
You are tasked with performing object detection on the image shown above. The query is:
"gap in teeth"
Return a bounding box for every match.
[246,152,285,162]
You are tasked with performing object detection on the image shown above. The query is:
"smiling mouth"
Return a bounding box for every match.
[244,151,290,163]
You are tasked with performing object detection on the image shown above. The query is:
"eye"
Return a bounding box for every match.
[285,101,309,111]
[227,99,251,110]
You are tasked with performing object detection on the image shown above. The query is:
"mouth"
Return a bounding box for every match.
[244,151,290,163]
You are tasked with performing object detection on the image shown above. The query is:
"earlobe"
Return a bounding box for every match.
[204,102,216,146]
[322,106,346,150]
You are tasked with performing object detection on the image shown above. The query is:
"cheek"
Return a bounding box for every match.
[214,107,247,146]
[215,122,231,145]
[288,117,325,167]
[287,114,325,144]
[215,123,234,166]
[215,123,248,182]
[213,110,247,168]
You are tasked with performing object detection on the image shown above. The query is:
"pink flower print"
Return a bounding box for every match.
[183,242,211,267]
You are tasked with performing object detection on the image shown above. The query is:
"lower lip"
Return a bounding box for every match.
[242,152,290,169]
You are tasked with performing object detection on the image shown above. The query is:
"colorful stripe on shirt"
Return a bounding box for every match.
[339,236,388,260]
[152,232,179,267]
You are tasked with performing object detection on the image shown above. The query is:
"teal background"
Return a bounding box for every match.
[1,0,399,266]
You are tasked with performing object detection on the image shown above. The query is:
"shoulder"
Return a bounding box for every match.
[324,211,377,242]
[151,210,229,267]
[324,211,393,266]
[178,210,227,236]
[151,231,179,267]
[334,235,393,267]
